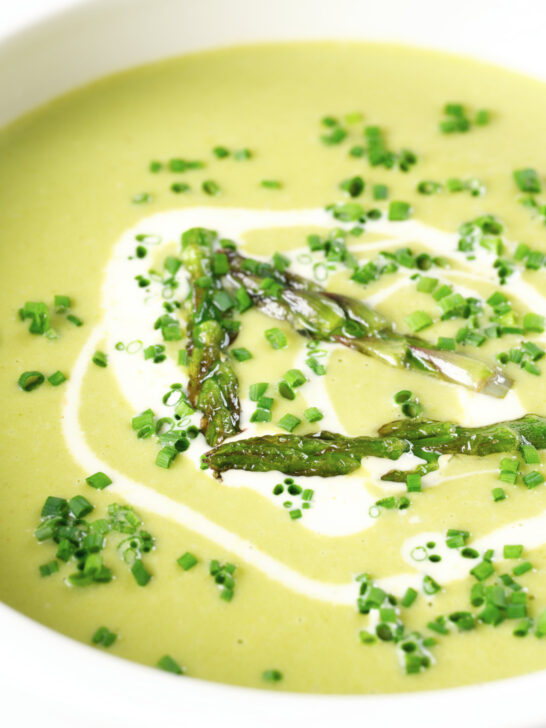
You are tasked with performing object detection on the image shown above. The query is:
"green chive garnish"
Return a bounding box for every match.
[405,311,433,332]
[17,370,45,392]
[157,655,183,674]
[48,370,67,386]
[388,201,412,221]
[131,558,152,586]
[92,351,107,368]
[304,407,323,423]
[39,560,59,577]
[262,669,283,682]
[177,552,198,571]
[278,414,301,433]
[231,347,252,362]
[68,495,94,519]
[85,471,112,490]
[213,146,230,159]
[202,180,220,196]
[92,626,117,647]
[264,328,288,350]
[513,168,541,194]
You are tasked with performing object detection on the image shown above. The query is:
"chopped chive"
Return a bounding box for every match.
[373,184,388,200]
[249,382,268,401]
[417,180,442,195]
[321,126,347,145]
[68,495,93,519]
[393,390,412,404]
[54,295,71,312]
[177,552,198,571]
[279,371,303,391]
[405,311,433,333]
[92,626,117,647]
[211,290,234,312]
[423,575,441,595]
[388,201,412,221]
[513,561,532,576]
[401,587,418,608]
[536,610,546,637]
[39,560,59,577]
[261,179,282,189]
[92,351,107,368]
[503,545,523,559]
[406,473,422,493]
[202,180,220,196]
[156,445,178,469]
[67,314,83,327]
[231,347,252,362]
[132,192,152,204]
[289,509,302,520]
[437,337,456,351]
[522,470,544,489]
[234,148,252,160]
[278,381,295,400]
[306,357,326,376]
[132,559,152,586]
[262,669,283,682]
[513,168,541,194]
[350,145,366,158]
[17,370,45,392]
[417,276,438,293]
[213,146,230,158]
[340,175,365,198]
[85,471,112,490]
[41,496,68,518]
[523,313,545,333]
[278,414,301,433]
[235,286,253,313]
[521,444,541,464]
[304,407,323,423]
[475,109,490,126]
[157,655,183,674]
[471,560,494,581]
[47,370,67,386]
[171,182,190,194]
[250,408,272,423]
[359,630,377,644]
[264,328,288,350]
[149,160,162,173]
[257,396,273,410]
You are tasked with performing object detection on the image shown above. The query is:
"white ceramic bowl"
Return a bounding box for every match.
[1,1,546,726]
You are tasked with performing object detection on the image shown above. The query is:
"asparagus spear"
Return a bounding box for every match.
[203,414,546,478]
[203,431,409,477]
[221,250,512,398]
[181,228,241,445]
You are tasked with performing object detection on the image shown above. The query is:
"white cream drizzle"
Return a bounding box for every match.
[61,206,546,606]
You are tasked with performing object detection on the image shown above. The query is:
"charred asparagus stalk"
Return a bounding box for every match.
[203,414,546,478]
[181,228,241,445]
[203,430,409,477]
[221,250,512,398]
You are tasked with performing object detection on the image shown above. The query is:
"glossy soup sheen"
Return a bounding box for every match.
[1,42,546,693]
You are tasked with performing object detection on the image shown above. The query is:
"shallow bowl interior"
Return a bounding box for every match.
[1,1,546,726]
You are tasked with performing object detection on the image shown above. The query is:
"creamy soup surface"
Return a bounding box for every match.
[2,42,546,693]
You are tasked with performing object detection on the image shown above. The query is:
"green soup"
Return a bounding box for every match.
[1,42,546,693]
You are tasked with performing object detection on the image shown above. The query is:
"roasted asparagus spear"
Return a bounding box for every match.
[203,415,546,478]
[181,228,241,445]
[221,250,512,398]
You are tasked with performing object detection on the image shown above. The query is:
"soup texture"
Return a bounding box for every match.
[2,43,546,693]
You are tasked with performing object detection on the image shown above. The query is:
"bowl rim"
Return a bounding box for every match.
[1,1,546,726]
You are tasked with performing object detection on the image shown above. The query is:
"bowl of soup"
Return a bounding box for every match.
[1,0,546,726]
